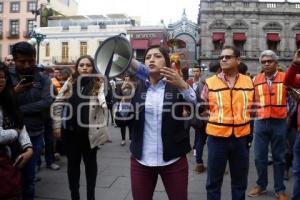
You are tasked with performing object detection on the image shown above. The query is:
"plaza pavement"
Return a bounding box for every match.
[35,125,294,200]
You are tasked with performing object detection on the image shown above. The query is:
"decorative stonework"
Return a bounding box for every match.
[167,10,200,66]
[263,22,283,30]
[198,0,300,74]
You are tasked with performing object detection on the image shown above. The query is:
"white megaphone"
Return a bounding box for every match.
[94,34,133,78]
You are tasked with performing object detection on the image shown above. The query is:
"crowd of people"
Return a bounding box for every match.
[0,40,300,200]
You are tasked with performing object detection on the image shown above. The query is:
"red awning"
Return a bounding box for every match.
[233,33,246,41]
[151,38,162,46]
[131,40,149,49]
[266,33,280,42]
[296,34,300,43]
[212,32,225,42]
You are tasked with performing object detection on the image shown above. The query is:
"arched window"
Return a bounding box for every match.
[263,22,283,30]
[231,20,249,30]
[209,20,228,30]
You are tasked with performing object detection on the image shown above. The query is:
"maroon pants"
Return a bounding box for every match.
[130,156,188,200]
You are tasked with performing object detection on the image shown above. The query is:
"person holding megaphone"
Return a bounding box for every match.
[115,45,198,200]
[284,49,300,200]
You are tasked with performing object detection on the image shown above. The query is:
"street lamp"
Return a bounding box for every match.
[28,29,48,64]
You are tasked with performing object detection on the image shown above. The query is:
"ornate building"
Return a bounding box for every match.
[168,10,200,68]
[198,0,300,74]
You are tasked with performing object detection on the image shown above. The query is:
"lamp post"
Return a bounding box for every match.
[28,29,48,64]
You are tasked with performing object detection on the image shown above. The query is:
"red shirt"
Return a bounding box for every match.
[284,64,300,131]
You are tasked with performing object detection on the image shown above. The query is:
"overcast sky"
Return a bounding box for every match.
[76,0,300,25]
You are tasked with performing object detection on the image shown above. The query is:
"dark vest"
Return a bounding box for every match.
[126,81,191,161]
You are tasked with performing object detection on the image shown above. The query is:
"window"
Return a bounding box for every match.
[10,20,19,36]
[225,2,232,7]
[9,45,14,54]
[27,1,37,12]
[0,3,3,13]
[62,26,69,31]
[267,3,276,8]
[62,42,69,63]
[234,42,245,56]
[80,42,87,56]
[45,43,50,57]
[296,4,300,9]
[10,2,20,13]
[244,2,249,7]
[208,2,213,8]
[267,41,279,52]
[27,20,35,33]
[0,20,3,35]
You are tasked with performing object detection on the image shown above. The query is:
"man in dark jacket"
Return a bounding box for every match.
[10,42,53,200]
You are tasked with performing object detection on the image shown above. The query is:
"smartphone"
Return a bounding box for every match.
[19,75,34,84]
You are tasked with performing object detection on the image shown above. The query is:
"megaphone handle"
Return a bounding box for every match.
[105,52,114,77]
[104,39,116,77]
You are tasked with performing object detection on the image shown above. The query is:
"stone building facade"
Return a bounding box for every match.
[168,10,200,69]
[198,0,300,74]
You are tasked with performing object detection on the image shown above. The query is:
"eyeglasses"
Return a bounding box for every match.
[261,60,274,64]
[218,55,236,60]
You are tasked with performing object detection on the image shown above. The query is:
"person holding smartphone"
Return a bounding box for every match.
[284,49,300,200]
[9,42,53,200]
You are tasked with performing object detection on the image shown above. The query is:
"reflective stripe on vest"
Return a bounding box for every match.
[254,72,287,119]
[205,74,254,138]
[215,91,223,123]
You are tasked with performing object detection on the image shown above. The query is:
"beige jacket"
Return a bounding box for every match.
[52,77,109,148]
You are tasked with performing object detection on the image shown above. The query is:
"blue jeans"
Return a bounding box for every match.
[292,133,300,200]
[195,123,207,164]
[44,119,55,166]
[206,135,249,200]
[254,118,286,193]
[22,134,44,200]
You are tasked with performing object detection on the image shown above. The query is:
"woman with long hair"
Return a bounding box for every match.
[0,61,33,199]
[52,55,109,200]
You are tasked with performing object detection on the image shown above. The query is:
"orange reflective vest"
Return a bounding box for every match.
[51,78,62,93]
[254,72,287,119]
[206,74,254,137]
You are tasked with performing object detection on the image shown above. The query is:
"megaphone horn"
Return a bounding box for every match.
[94,34,133,79]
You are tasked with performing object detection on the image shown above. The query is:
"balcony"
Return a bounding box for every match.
[52,56,78,65]
[6,31,20,39]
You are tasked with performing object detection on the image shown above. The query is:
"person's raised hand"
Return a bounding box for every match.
[160,67,188,90]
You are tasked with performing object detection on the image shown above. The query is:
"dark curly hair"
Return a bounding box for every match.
[0,62,23,129]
